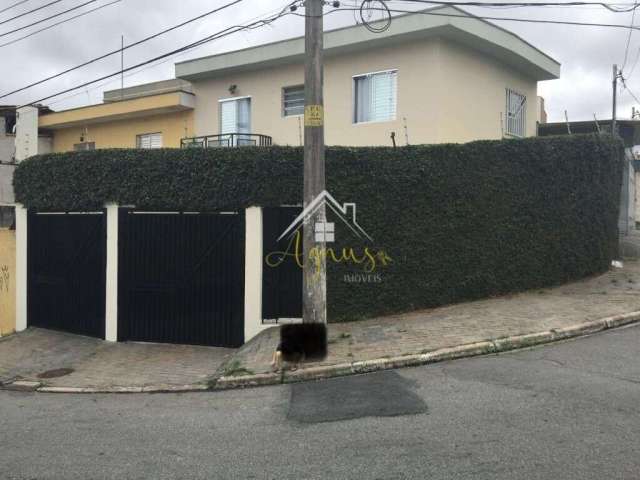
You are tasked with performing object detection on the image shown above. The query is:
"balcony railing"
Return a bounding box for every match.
[181,133,273,148]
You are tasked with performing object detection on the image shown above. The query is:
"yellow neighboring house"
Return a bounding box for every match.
[39,79,195,152]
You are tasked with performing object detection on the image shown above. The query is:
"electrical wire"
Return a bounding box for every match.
[0,0,120,49]
[621,75,640,104]
[337,4,640,30]
[359,1,392,32]
[0,0,242,98]
[386,0,640,12]
[18,3,297,108]
[622,0,639,72]
[40,0,298,110]
[0,0,33,16]
[0,0,64,26]
[0,0,99,38]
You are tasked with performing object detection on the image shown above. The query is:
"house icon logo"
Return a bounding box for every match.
[277,190,373,244]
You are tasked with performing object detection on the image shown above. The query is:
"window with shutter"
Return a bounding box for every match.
[283,85,305,116]
[353,70,397,123]
[136,133,162,149]
[219,97,251,134]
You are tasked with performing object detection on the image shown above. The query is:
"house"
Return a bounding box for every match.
[175,5,559,147]
[37,79,195,151]
[35,6,559,153]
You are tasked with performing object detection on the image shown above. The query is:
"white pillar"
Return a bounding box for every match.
[105,204,119,342]
[14,106,39,162]
[14,204,27,332]
[244,206,265,342]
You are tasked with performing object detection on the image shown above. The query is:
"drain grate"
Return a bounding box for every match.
[37,368,75,379]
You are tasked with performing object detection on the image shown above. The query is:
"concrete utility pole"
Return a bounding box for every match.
[302,0,327,325]
[613,64,619,136]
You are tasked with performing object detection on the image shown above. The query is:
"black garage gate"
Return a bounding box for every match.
[117,211,245,347]
[27,211,106,338]
[262,207,303,322]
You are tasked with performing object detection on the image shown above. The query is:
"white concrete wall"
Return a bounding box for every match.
[14,107,39,162]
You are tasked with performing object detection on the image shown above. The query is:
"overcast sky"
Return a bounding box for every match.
[0,0,637,122]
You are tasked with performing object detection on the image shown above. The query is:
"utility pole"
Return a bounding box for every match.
[302,0,327,325]
[613,64,619,136]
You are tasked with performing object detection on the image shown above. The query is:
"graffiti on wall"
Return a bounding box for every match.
[0,265,9,293]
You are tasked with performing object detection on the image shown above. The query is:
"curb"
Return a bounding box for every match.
[213,310,640,390]
[34,384,210,394]
[4,311,640,394]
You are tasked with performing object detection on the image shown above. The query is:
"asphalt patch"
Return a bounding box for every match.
[287,370,428,424]
[37,368,74,379]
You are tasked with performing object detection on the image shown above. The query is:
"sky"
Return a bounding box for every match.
[0,0,638,122]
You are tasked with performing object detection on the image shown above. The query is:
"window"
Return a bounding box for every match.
[220,97,251,134]
[73,142,95,151]
[137,133,162,149]
[353,70,397,123]
[219,97,252,146]
[505,89,526,137]
[0,206,15,229]
[283,85,305,116]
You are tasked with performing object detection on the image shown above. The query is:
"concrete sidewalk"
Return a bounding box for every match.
[0,328,233,392]
[222,261,640,387]
[2,261,640,393]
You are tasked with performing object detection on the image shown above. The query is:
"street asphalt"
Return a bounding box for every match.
[1,323,639,480]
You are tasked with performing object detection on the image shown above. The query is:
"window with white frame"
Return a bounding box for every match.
[136,132,162,149]
[505,89,526,137]
[353,69,397,123]
[283,85,305,116]
[220,97,251,134]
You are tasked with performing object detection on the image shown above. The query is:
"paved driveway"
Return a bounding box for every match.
[0,328,234,389]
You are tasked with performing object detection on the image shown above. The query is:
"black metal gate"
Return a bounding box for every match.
[27,212,106,338]
[262,207,303,322]
[118,211,244,347]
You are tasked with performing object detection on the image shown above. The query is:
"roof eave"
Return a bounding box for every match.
[175,6,560,82]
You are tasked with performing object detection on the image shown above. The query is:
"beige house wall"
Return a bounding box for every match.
[0,229,16,337]
[191,36,538,146]
[50,110,194,153]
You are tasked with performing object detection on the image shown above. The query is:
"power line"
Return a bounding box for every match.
[621,75,640,104]
[388,0,640,11]
[0,0,242,99]
[0,0,64,26]
[18,4,296,108]
[42,1,296,109]
[339,4,640,30]
[0,0,33,15]
[0,0,99,38]
[0,0,120,49]
[621,0,639,72]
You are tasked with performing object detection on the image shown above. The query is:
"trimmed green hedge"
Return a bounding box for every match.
[14,134,623,322]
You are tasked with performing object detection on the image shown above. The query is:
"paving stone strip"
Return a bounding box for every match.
[219,261,640,389]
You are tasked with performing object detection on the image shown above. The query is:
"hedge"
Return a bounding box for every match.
[14,134,623,322]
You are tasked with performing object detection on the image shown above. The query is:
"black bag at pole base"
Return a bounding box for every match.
[279,323,328,362]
